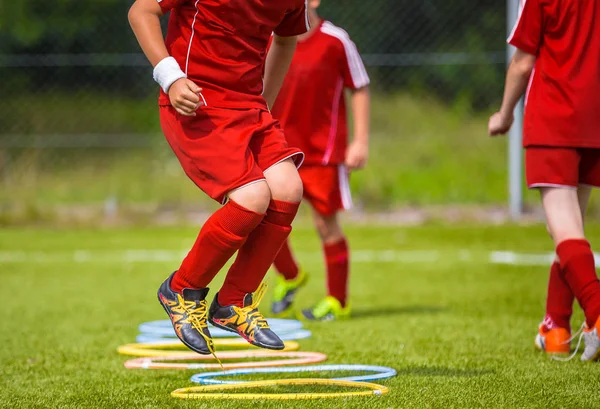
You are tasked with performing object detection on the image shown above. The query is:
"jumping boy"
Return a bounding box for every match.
[128,0,309,355]
[489,0,600,361]
[269,0,370,321]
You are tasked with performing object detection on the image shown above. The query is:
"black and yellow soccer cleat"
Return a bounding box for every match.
[157,272,214,355]
[208,283,284,350]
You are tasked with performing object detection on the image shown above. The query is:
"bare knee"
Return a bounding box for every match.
[265,159,303,203]
[541,187,585,245]
[227,180,271,214]
[314,213,344,244]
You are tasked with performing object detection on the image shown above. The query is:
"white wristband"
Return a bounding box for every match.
[153,56,187,94]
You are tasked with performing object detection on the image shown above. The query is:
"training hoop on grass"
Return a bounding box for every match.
[190,364,397,384]
[139,318,303,337]
[135,328,312,344]
[171,378,388,400]
[124,350,327,370]
[117,340,300,357]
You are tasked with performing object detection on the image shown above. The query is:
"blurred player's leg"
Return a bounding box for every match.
[536,259,573,354]
[274,239,300,280]
[542,186,600,361]
[209,158,303,350]
[272,239,308,316]
[301,212,351,321]
[535,193,586,354]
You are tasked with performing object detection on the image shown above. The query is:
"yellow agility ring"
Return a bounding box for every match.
[124,350,327,370]
[117,339,299,357]
[171,378,389,400]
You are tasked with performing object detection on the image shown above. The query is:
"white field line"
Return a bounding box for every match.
[0,249,444,264]
[2,248,599,266]
[490,251,600,266]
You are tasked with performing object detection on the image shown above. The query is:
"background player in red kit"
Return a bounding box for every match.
[269,0,370,321]
[489,0,600,361]
[128,0,309,355]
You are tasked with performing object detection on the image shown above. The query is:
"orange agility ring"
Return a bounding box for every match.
[117,340,299,357]
[124,350,327,370]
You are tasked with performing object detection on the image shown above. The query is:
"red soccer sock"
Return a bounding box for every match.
[325,238,349,307]
[273,238,300,280]
[557,239,600,328]
[219,200,300,307]
[170,200,264,293]
[544,261,574,331]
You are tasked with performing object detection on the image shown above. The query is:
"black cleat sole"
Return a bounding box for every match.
[208,317,285,351]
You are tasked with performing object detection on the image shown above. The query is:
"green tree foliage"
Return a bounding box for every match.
[0,0,135,53]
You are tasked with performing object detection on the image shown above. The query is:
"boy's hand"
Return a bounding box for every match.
[345,140,369,171]
[488,111,514,136]
[169,78,204,116]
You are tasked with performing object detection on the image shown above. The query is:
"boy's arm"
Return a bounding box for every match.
[346,86,370,171]
[128,0,202,116]
[262,34,298,109]
[488,49,536,136]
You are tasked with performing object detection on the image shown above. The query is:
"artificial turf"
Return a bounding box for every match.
[1,223,599,408]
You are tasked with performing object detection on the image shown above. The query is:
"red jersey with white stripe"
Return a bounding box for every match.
[271,20,370,166]
[157,0,309,109]
[509,0,600,148]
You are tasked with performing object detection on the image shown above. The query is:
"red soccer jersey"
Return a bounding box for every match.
[271,20,370,166]
[509,0,600,148]
[157,0,309,109]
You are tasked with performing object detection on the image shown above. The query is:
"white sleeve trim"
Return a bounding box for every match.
[321,22,370,89]
[304,0,310,31]
[507,0,528,43]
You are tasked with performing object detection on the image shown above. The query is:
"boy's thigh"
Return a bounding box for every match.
[249,110,303,174]
[160,106,265,203]
[299,165,351,216]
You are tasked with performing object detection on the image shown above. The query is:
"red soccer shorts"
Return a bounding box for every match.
[160,106,303,203]
[525,146,600,189]
[299,165,352,216]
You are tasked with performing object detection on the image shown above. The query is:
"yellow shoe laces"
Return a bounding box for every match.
[232,282,271,332]
[176,294,223,368]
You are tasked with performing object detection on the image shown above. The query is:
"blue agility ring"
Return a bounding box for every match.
[139,318,303,337]
[136,328,313,344]
[189,365,397,385]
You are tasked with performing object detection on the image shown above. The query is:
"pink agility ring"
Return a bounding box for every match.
[124,350,327,370]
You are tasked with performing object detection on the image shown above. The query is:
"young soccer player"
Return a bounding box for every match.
[128,0,309,355]
[489,0,600,361]
[269,0,370,321]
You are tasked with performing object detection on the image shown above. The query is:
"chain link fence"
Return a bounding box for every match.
[0,1,509,223]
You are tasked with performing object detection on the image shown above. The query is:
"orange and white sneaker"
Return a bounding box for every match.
[534,324,571,355]
[581,317,600,362]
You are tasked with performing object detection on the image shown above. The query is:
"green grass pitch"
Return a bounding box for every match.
[1,223,600,408]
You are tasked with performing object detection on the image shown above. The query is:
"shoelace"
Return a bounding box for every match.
[551,322,586,362]
[177,295,223,368]
[234,282,270,330]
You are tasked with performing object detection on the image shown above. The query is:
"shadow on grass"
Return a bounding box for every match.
[396,366,494,377]
[352,305,446,319]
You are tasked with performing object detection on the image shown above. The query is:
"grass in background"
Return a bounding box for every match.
[1,223,599,408]
[352,93,508,206]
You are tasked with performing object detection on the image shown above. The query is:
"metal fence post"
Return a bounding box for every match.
[507,0,524,220]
